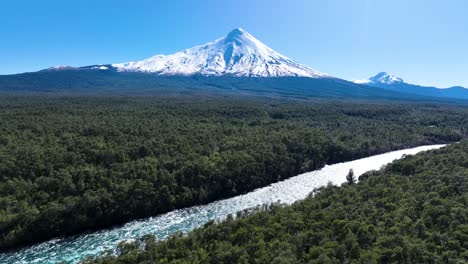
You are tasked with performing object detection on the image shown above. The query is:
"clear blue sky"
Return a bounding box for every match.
[1,0,467,87]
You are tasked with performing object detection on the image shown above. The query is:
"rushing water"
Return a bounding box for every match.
[0,144,445,264]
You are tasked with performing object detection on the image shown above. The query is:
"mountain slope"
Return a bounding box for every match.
[0,67,455,102]
[111,28,326,78]
[0,30,465,102]
[0,69,431,101]
[356,72,468,99]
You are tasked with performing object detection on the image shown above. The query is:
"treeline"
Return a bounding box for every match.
[85,141,468,264]
[0,96,467,250]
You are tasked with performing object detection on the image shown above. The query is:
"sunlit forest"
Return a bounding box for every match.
[1,96,467,250]
[85,140,468,264]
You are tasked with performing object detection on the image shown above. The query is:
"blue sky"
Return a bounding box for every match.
[1,0,467,87]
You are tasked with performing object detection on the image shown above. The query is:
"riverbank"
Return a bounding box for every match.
[0,144,446,264]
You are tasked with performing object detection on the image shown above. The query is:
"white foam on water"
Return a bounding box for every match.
[0,144,445,264]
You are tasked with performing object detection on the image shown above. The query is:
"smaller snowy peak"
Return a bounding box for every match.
[355,72,404,85]
[370,72,404,84]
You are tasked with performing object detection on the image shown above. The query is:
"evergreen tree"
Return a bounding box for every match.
[346,169,356,185]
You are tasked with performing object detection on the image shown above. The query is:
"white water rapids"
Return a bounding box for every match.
[0,144,445,264]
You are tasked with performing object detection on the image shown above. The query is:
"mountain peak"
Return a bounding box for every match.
[222,28,258,47]
[373,72,392,79]
[370,72,404,84]
[370,72,403,84]
[111,29,327,78]
[355,72,404,85]
[226,28,247,37]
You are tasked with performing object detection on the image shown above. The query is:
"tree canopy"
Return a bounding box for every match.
[86,141,468,264]
[0,96,467,250]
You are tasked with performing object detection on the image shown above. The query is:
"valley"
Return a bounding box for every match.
[1,6,467,263]
[0,95,467,263]
[85,140,468,264]
[0,144,444,263]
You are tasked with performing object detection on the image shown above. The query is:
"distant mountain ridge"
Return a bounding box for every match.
[355,72,468,100]
[0,28,397,100]
[0,29,467,102]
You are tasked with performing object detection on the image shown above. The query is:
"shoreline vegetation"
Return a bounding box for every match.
[85,141,468,264]
[1,96,467,251]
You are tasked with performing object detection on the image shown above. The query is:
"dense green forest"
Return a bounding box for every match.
[1,96,467,250]
[85,141,468,264]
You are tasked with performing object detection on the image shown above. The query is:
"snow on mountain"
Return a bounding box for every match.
[112,28,327,78]
[354,72,468,99]
[354,72,404,85]
[48,65,76,70]
[91,65,109,70]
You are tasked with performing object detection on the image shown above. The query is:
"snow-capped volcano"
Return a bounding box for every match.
[112,28,326,78]
[354,72,468,99]
[355,72,404,85]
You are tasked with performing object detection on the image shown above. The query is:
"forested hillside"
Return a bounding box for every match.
[0,96,467,250]
[86,141,468,264]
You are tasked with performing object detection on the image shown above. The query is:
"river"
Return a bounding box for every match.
[0,144,446,264]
